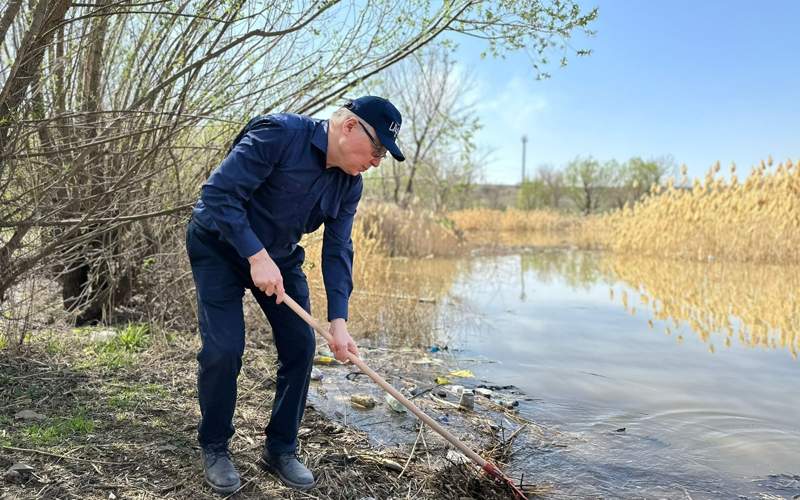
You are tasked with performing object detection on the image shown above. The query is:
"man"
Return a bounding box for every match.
[186,96,405,494]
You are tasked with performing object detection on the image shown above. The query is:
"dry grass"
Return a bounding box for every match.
[0,323,545,499]
[298,203,462,349]
[358,203,463,258]
[592,157,800,263]
[449,208,580,233]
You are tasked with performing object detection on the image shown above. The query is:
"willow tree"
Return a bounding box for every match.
[0,0,597,328]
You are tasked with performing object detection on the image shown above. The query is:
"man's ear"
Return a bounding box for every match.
[343,117,357,135]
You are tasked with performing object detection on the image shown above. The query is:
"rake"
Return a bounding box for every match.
[282,294,527,499]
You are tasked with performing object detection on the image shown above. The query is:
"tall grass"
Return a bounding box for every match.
[449,208,580,232]
[298,203,461,348]
[358,203,462,258]
[593,158,800,263]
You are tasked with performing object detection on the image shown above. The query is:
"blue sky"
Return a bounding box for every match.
[454,0,800,185]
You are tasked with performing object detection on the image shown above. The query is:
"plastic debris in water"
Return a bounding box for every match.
[496,398,519,409]
[385,393,407,413]
[314,355,336,365]
[350,394,376,409]
[411,357,443,365]
[446,449,469,464]
[458,390,475,410]
[435,376,451,385]
[474,387,493,398]
[448,369,474,378]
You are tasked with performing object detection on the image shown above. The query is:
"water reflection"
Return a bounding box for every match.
[517,250,800,358]
[448,249,799,495]
[604,255,799,359]
[520,248,612,290]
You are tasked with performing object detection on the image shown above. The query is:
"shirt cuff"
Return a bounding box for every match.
[327,291,349,322]
[228,228,264,259]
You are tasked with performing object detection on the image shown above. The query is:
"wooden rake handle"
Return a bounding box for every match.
[281,294,528,499]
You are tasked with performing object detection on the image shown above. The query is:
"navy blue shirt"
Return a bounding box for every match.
[192,113,363,321]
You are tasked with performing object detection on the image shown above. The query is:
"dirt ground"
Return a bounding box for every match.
[0,326,547,499]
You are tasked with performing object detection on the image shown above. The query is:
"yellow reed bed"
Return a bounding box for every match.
[594,158,800,263]
[299,203,460,345]
[449,208,580,232]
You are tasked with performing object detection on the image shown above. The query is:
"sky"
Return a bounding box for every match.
[453,0,800,185]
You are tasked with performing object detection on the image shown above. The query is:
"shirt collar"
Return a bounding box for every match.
[311,119,329,164]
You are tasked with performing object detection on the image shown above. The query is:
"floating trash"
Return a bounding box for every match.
[350,394,376,409]
[411,357,443,365]
[474,388,493,398]
[445,449,469,465]
[385,394,407,413]
[314,355,336,365]
[448,369,474,378]
[458,390,475,410]
[435,376,451,385]
[496,398,519,409]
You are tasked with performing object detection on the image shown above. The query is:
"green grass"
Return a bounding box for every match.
[79,323,151,369]
[45,338,65,355]
[108,383,167,410]
[115,323,150,351]
[23,411,95,446]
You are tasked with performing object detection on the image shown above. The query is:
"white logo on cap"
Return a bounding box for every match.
[389,121,401,139]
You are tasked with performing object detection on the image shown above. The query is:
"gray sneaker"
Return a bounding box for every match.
[261,448,315,490]
[201,443,241,495]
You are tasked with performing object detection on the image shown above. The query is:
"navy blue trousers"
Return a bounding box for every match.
[186,219,315,454]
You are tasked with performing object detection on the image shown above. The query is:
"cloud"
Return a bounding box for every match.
[470,75,551,182]
[477,76,548,131]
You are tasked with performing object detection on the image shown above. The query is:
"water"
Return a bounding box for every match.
[440,249,800,498]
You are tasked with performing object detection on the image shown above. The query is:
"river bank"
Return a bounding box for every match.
[0,325,543,499]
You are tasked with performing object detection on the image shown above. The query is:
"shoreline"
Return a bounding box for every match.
[0,327,544,499]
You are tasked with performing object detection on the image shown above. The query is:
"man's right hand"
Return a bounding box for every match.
[248,249,285,303]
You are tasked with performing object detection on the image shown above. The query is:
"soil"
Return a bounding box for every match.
[0,328,550,499]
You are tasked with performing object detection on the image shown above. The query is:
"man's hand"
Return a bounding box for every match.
[328,318,359,362]
[248,249,285,304]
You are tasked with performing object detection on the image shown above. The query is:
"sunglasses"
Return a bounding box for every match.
[356,120,388,159]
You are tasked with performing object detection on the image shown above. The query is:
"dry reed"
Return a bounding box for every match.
[298,202,462,348]
[449,208,580,233]
[592,157,800,263]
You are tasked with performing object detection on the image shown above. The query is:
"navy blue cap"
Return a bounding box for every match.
[345,96,405,162]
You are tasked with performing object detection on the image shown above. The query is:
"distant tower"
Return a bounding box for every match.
[521,135,528,183]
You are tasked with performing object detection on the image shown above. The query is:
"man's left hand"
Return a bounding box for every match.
[328,318,359,362]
